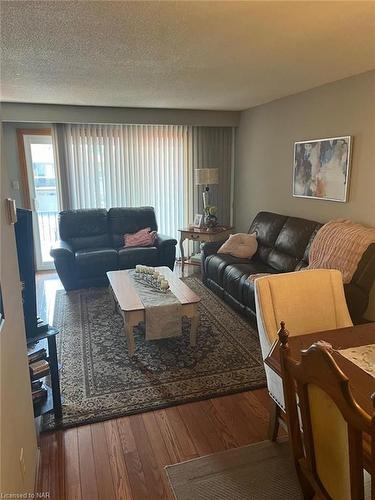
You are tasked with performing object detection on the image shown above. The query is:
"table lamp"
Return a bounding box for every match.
[195,168,219,209]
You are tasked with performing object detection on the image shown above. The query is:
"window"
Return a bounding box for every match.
[64,124,192,245]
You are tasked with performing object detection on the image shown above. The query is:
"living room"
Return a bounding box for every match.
[1,1,375,499]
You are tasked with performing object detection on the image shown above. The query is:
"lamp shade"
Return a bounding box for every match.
[195,168,219,186]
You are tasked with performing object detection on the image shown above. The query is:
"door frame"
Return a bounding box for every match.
[17,128,60,270]
[16,128,52,209]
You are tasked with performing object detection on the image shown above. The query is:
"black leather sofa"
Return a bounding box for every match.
[202,211,375,324]
[50,207,177,290]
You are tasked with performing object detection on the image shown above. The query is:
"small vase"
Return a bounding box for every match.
[204,214,218,228]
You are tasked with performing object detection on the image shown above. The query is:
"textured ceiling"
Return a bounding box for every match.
[1,1,375,111]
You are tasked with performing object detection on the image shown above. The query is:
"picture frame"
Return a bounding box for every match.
[193,213,203,228]
[293,136,352,203]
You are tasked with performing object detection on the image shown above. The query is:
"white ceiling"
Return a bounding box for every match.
[1,1,374,111]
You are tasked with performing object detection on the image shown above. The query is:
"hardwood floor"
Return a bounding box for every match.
[35,264,272,500]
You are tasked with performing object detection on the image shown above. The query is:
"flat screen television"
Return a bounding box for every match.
[14,208,48,339]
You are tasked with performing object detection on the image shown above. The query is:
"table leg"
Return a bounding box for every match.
[110,285,118,313]
[190,312,200,347]
[179,236,185,274]
[123,312,136,357]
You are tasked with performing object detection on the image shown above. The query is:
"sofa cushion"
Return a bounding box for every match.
[75,247,118,277]
[242,268,280,315]
[267,217,321,272]
[249,212,288,263]
[59,209,110,251]
[109,207,158,248]
[223,260,277,302]
[118,246,159,269]
[205,254,252,287]
[295,225,322,270]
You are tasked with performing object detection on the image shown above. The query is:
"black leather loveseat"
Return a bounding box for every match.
[50,207,177,290]
[202,211,375,324]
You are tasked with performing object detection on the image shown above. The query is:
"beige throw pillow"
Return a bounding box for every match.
[218,233,258,259]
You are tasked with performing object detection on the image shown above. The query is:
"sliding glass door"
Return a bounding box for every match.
[18,130,61,271]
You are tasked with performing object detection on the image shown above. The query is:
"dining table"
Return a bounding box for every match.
[265,322,375,472]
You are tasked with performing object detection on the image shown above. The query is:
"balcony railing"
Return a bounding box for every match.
[37,211,59,263]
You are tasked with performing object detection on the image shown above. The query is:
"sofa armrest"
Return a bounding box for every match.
[156,234,177,270]
[345,243,375,323]
[201,239,227,259]
[50,240,77,291]
[201,239,228,282]
[344,283,369,325]
[50,240,74,260]
[351,243,375,293]
[156,234,177,248]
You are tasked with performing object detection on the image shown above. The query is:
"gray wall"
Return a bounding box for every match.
[235,70,375,318]
[235,70,375,229]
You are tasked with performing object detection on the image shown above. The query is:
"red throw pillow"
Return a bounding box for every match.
[123,227,157,248]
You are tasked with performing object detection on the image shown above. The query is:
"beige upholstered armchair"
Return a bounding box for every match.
[254,269,353,440]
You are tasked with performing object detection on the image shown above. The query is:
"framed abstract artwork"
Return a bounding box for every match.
[293,136,352,202]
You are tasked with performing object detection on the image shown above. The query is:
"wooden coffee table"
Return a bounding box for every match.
[107,266,201,357]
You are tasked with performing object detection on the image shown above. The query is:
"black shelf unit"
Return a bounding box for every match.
[15,207,62,421]
[33,385,54,418]
[28,327,62,420]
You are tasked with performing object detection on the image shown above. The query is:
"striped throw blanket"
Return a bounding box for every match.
[306,219,375,283]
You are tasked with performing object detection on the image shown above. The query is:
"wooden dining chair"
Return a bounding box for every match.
[278,322,375,500]
[254,269,353,440]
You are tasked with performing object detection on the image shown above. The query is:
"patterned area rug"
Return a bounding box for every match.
[43,277,265,430]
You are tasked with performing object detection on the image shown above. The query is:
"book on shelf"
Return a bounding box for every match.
[28,348,47,364]
[29,359,50,379]
[32,386,48,404]
[31,380,43,391]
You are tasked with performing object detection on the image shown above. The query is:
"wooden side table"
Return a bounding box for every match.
[178,226,233,272]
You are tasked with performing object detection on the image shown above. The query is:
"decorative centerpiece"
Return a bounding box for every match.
[135,265,170,292]
[204,205,218,228]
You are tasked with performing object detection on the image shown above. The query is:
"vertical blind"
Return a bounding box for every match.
[64,124,192,244]
[61,123,235,255]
